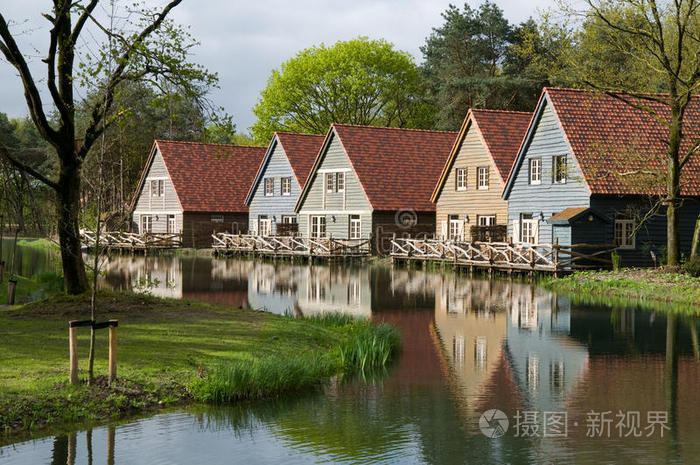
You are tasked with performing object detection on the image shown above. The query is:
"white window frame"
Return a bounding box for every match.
[310,215,326,238]
[325,173,335,193]
[477,166,489,190]
[529,157,542,185]
[448,215,462,240]
[282,215,296,224]
[553,155,567,184]
[455,167,467,191]
[336,172,345,193]
[281,177,292,196]
[150,180,164,197]
[259,216,272,236]
[521,215,538,244]
[349,215,361,239]
[614,219,636,249]
[264,178,274,197]
[141,215,152,233]
[478,215,496,226]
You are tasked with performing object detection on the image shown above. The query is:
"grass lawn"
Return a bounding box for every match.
[0,291,398,442]
[542,268,700,312]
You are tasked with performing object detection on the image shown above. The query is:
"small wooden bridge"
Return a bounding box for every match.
[212,233,372,259]
[390,238,616,274]
[80,230,182,252]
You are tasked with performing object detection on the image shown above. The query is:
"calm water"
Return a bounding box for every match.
[1,243,699,464]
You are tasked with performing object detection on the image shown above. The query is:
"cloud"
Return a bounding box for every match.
[0,0,553,133]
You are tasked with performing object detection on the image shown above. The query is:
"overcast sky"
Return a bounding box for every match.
[0,0,555,134]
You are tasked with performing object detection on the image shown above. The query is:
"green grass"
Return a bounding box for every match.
[0,272,64,305]
[542,268,700,313]
[14,238,59,251]
[0,291,400,441]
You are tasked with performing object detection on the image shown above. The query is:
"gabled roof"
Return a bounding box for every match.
[132,140,266,213]
[547,207,610,225]
[431,109,531,202]
[296,124,458,212]
[245,132,325,205]
[503,87,700,198]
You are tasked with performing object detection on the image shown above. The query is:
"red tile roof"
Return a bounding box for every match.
[332,124,458,211]
[431,109,531,202]
[275,132,325,188]
[472,109,532,181]
[150,140,266,212]
[546,88,700,196]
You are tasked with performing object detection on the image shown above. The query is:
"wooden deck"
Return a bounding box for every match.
[390,238,616,274]
[212,233,372,259]
[81,230,183,252]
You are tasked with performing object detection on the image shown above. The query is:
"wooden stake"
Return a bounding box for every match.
[7,279,16,305]
[108,320,118,385]
[69,322,79,385]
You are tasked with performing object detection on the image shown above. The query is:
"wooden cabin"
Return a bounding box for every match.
[294,124,457,252]
[130,140,266,248]
[431,109,531,242]
[245,132,325,236]
[502,88,700,266]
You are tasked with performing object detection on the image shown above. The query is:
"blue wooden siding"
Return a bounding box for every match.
[506,99,590,245]
[589,196,700,266]
[247,140,302,234]
[298,133,373,239]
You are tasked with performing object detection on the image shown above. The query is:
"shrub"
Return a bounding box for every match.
[683,255,700,277]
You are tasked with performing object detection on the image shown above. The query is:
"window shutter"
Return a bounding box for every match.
[441,220,448,239]
[512,220,520,243]
[457,220,464,240]
[533,221,539,245]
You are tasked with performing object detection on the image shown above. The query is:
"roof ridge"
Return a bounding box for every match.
[471,108,532,115]
[545,86,700,101]
[275,131,325,137]
[332,123,458,135]
[155,139,265,149]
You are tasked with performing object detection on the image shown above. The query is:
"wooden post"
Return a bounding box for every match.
[691,215,700,259]
[554,237,560,278]
[69,321,79,385]
[7,279,16,305]
[108,320,118,385]
[107,425,116,465]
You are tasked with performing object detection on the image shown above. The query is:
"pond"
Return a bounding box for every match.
[1,244,699,464]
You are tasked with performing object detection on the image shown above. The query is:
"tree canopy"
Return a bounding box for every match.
[251,37,434,144]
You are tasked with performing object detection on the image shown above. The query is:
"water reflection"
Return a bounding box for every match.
[2,253,700,464]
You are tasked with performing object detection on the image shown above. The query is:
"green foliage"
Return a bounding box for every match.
[251,37,434,144]
[338,323,401,373]
[420,2,553,129]
[611,250,621,271]
[683,256,700,277]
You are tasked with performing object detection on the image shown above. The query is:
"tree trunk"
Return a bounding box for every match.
[56,160,89,294]
[666,103,682,267]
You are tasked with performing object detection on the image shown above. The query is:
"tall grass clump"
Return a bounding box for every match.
[191,354,336,404]
[339,322,401,373]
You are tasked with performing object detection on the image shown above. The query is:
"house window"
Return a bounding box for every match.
[281,177,292,196]
[325,173,335,193]
[529,157,542,185]
[614,219,636,249]
[521,213,538,244]
[349,215,361,239]
[478,215,496,226]
[553,155,567,183]
[264,178,274,196]
[211,214,224,223]
[448,214,462,240]
[150,180,163,197]
[455,167,467,191]
[282,215,296,224]
[310,215,326,238]
[337,172,345,192]
[259,215,272,236]
[477,167,489,190]
[141,215,152,233]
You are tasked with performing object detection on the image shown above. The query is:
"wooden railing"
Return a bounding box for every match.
[390,238,617,272]
[81,230,183,249]
[212,233,372,257]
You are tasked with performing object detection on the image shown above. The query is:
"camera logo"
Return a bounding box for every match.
[479,409,509,438]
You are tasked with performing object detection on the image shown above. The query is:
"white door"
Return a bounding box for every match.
[259,217,272,236]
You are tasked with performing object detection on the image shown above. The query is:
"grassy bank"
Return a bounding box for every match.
[0,292,399,442]
[542,268,700,312]
[0,272,64,305]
